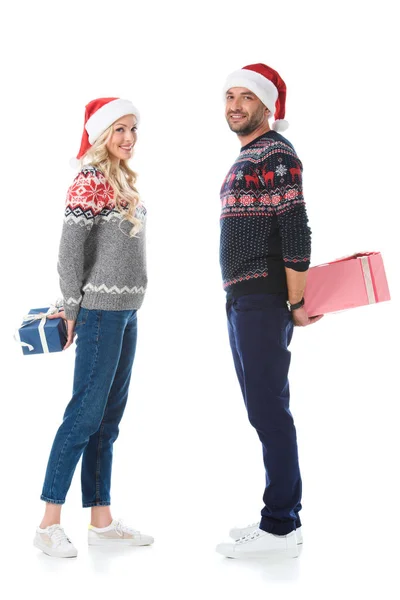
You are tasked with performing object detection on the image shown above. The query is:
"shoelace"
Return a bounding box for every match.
[114,519,140,538]
[47,525,71,547]
[234,522,259,541]
[238,530,262,544]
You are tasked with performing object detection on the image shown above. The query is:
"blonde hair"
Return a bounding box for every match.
[80,125,142,237]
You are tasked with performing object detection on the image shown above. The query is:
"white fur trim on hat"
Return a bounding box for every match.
[86,99,140,144]
[223,69,278,114]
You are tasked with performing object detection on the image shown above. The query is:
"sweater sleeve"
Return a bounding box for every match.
[271,153,312,272]
[57,168,114,319]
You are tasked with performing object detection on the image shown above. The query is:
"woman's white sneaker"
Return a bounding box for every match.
[88,519,154,546]
[229,522,303,544]
[217,528,299,559]
[33,524,78,558]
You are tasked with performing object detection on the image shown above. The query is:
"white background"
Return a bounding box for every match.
[1,0,399,598]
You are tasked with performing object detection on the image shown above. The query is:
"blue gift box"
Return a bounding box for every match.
[18,307,67,355]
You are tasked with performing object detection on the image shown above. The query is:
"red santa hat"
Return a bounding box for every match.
[223,63,288,132]
[71,97,140,167]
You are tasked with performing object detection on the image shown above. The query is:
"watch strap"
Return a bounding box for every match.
[286,297,305,311]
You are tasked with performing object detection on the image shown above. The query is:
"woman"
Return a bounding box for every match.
[34,97,153,558]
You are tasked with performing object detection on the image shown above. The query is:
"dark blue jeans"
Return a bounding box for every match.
[227,293,302,535]
[41,308,138,507]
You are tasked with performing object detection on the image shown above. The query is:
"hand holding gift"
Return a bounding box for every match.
[291,306,324,327]
[47,308,76,350]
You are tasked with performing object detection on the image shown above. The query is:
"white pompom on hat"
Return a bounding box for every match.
[223,63,289,132]
[71,97,140,167]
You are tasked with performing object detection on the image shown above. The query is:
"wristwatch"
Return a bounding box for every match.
[286,297,305,312]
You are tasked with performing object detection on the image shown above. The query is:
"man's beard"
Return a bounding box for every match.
[227,105,265,136]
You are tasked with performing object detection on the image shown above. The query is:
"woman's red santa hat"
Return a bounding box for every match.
[223,63,289,132]
[71,97,140,167]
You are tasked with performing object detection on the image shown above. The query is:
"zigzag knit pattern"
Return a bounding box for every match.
[220,130,311,297]
[65,295,83,306]
[82,283,146,295]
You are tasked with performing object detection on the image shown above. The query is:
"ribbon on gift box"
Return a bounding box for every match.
[14,299,64,353]
[360,256,376,304]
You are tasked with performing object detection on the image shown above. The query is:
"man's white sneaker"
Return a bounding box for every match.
[216,528,299,559]
[88,519,154,546]
[33,524,78,558]
[229,522,303,544]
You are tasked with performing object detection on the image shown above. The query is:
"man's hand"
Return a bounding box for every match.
[284,268,320,327]
[291,306,323,327]
[47,309,76,349]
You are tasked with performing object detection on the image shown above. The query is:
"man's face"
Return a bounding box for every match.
[225,87,269,136]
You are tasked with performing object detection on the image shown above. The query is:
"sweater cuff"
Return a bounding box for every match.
[63,304,80,321]
[284,260,310,272]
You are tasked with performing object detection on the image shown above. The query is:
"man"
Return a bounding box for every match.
[216,63,322,559]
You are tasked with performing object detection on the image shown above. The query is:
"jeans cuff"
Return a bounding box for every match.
[259,517,297,535]
[40,494,65,505]
[82,501,111,508]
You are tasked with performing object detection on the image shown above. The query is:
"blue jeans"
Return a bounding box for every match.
[41,308,138,507]
[226,293,302,535]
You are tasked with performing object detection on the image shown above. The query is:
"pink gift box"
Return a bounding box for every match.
[304,252,391,317]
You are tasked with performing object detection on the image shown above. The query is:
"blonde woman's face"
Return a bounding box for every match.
[106,114,137,162]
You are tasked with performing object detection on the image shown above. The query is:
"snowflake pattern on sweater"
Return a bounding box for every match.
[64,166,137,227]
[220,130,311,296]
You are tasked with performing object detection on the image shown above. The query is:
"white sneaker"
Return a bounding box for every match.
[216,528,299,559]
[33,524,78,558]
[229,522,303,544]
[88,519,154,546]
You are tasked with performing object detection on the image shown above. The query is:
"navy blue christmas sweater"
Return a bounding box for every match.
[219,130,312,298]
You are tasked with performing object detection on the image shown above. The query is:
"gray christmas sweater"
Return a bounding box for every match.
[58,166,147,320]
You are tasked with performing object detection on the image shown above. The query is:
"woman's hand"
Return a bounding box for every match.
[47,309,76,350]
